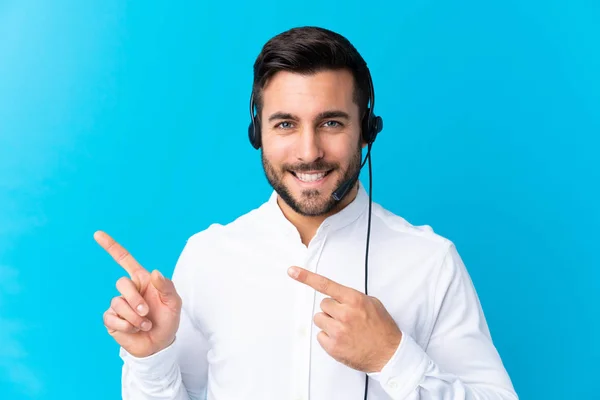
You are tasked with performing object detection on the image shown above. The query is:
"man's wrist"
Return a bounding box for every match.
[367,331,429,398]
[370,330,403,373]
[120,337,179,378]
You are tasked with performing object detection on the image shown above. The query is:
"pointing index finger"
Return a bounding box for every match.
[94,230,147,278]
[288,266,357,303]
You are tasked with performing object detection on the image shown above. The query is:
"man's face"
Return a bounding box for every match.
[260,69,364,217]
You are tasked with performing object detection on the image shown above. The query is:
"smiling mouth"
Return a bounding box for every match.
[290,170,333,183]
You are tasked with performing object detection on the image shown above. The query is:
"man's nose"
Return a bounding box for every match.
[296,128,324,163]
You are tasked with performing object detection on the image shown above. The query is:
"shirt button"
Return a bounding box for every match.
[387,379,399,389]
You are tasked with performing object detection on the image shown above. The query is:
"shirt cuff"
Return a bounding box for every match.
[119,337,179,379]
[367,331,429,398]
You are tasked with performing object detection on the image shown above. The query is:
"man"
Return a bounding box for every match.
[97,26,518,399]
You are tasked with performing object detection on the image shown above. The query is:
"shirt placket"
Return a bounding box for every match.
[292,225,329,400]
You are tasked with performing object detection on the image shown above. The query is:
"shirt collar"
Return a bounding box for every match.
[265,180,369,237]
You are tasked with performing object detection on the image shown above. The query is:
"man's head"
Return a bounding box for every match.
[251,26,373,217]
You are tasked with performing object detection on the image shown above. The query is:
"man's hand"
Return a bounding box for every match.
[95,230,182,358]
[288,266,402,373]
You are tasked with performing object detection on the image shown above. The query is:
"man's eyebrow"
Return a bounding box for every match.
[267,110,350,122]
[268,112,298,122]
[316,110,350,121]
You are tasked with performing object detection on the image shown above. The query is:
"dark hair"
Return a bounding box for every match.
[251,26,371,121]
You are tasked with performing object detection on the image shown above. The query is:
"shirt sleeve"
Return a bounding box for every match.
[120,237,211,400]
[368,243,519,399]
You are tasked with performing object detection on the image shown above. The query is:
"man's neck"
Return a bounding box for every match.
[277,184,359,247]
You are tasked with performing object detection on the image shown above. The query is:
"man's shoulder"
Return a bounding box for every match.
[184,199,271,248]
[371,202,453,255]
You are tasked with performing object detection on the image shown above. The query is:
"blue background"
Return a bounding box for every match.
[0,0,598,399]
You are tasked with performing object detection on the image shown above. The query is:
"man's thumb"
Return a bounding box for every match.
[150,270,179,305]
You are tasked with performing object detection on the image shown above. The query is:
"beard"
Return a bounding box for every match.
[261,147,362,217]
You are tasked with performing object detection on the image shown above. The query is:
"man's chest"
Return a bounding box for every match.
[190,240,437,397]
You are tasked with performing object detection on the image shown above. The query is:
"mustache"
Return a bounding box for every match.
[284,160,339,173]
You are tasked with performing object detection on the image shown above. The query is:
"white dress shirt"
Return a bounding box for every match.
[119,182,518,399]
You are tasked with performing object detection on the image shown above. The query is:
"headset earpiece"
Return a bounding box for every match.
[248,93,261,149]
[248,118,261,149]
[361,108,383,145]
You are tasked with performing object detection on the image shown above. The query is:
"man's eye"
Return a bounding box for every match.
[323,121,342,128]
[276,122,293,129]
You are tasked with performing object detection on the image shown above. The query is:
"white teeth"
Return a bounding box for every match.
[296,172,327,182]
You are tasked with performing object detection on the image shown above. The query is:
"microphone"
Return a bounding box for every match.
[331,145,372,201]
[331,169,361,201]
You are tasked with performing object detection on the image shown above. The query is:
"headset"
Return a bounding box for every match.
[248,67,383,400]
